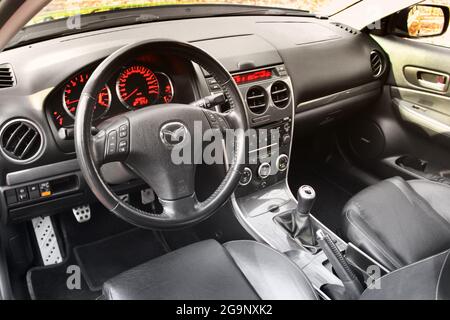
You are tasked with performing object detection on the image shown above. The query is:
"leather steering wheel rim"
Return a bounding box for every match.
[75,39,247,229]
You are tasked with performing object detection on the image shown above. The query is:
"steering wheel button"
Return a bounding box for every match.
[119,125,128,137]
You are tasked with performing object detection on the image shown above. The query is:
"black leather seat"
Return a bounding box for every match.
[103,239,318,300]
[361,249,450,300]
[343,177,450,271]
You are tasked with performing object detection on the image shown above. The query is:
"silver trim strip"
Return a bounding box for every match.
[6,159,79,186]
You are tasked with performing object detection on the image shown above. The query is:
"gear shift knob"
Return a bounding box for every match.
[297,185,316,215]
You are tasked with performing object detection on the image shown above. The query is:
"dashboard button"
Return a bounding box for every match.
[39,182,52,197]
[239,168,253,186]
[28,185,40,200]
[5,190,17,205]
[17,187,29,201]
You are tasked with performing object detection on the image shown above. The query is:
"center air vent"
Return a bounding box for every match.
[370,51,384,78]
[0,64,16,89]
[271,81,290,109]
[1,119,43,163]
[246,86,268,114]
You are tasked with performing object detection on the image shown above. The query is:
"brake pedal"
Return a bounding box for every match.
[32,216,62,266]
[72,205,91,223]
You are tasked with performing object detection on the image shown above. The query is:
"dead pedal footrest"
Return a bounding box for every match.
[31,216,62,266]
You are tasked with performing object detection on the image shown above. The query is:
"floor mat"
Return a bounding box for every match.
[74,228,168,291]
[27,255,101,300]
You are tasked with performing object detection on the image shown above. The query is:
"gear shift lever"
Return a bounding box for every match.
[293,185,317,247]
[297,185,316,215]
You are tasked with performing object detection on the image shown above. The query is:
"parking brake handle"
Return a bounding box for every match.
[316,229,364,300]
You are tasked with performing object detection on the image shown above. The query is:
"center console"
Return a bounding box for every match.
[206,65,294,198]
[206,65,389,299]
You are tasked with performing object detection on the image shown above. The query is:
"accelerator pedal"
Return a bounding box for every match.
[72,204,91,223]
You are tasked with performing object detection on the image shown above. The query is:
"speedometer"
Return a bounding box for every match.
[63,73,111,120]
[116,65,160,110]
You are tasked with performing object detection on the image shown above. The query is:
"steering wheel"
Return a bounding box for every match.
[75,40,247,229]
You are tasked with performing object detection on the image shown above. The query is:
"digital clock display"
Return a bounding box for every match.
[233,69,272,85]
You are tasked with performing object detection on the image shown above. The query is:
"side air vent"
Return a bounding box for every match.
[370,50,384,78]
[1,119,43,163]
[270,81,290,109]
[246,86,268,114]
[0,64,16,89]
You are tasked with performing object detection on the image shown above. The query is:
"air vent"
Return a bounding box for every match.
[271,81,290,109]
[246,86,268,114]
[1,119,43,163]
[370,51,384,78]
[0,64,16,89]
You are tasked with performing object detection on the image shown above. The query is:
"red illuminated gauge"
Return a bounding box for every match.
[116,65,160,110]
[53,111,65,128]
[155,72,174,104]
[63,73,111,120]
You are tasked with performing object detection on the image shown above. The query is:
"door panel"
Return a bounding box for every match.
[344,34,450,185]
[373,35,450,97]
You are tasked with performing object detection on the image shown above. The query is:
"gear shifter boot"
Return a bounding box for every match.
[274,185,319,249]
[292,213,317,246]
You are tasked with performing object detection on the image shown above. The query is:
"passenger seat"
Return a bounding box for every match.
[342,177,450,271]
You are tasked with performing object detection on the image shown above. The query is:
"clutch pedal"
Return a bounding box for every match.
[72,205,91,223]
[32,216,63,266]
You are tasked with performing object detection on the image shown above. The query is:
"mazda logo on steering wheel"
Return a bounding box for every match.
[160,122,188,148]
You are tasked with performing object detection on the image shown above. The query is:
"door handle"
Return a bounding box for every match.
[418,78,447,92]
[404,66,450,93]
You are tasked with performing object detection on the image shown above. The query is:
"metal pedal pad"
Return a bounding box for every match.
[32,216,62,266]
[72,205,91,223]
[141,188,155,205]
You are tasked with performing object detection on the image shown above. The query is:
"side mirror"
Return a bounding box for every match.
[393,4,449,38]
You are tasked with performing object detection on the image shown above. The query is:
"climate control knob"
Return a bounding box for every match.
[276,154,289,172]
[258,162,272,179]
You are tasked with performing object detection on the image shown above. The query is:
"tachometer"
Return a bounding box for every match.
[116,65,159,109]
[63,72,111,120]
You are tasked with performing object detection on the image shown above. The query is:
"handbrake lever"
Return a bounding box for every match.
[316,229,363,300]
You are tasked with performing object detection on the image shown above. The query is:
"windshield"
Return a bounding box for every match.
[29,0,360,26]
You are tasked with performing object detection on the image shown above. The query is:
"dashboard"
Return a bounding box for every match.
[0,15,386,222]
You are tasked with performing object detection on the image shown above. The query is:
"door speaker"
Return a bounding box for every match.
[348,120,385,160]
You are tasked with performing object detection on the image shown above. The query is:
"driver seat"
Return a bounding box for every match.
[102,240,318,300]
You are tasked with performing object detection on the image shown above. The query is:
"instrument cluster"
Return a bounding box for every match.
[50,62,175,129]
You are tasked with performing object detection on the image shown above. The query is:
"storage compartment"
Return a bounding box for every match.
[396,155,428,172]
